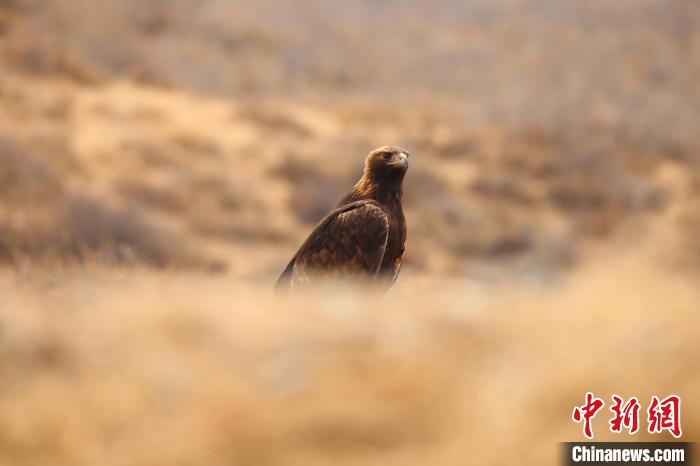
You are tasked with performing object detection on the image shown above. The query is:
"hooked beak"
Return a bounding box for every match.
[391,152,409,169]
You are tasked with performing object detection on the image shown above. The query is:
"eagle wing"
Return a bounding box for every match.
[275,200,389,292]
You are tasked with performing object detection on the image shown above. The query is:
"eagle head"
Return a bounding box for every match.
[364,146,410,183]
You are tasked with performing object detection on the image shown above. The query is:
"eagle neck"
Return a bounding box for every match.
[373,182,402,209]
[338,174,403,211]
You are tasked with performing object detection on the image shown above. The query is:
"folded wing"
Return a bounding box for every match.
[275,200,389,292]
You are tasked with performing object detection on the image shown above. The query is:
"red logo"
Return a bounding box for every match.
[572,392,605,439]
[648,395,682,438]
[572,393,682,439]
[609,395,640,434]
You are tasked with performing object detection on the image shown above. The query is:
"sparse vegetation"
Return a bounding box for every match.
[0,1,698,464]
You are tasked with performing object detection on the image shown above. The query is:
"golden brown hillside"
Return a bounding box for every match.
[0,1,699,465]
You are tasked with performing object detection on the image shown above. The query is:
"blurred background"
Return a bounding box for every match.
[0,0,698,465]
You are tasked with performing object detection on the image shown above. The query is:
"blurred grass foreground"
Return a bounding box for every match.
[0,0,699,465]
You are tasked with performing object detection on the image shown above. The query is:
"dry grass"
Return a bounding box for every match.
[0,134,216,269]
[0,75,694,277]
[0,0,698,276]
[0,1,698,464]
[0,251,697,466]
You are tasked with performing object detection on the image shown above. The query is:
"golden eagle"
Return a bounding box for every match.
[275,146,409,292]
